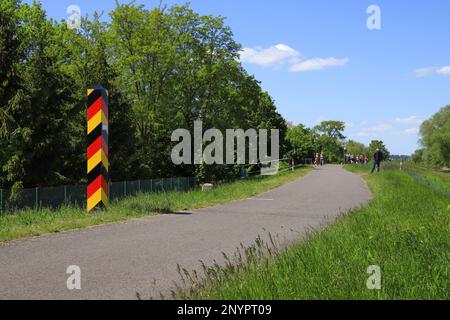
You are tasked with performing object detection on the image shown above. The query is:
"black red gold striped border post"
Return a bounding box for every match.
[87,85,109,212]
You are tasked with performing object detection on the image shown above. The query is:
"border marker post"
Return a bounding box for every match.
[87,85,109,212]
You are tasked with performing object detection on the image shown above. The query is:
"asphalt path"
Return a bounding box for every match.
[0,165,371,299]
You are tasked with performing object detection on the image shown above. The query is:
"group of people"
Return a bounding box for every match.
[314,153,326,167]
[312,149,384,174]
[345,149,384,173]
[345,154,369,166]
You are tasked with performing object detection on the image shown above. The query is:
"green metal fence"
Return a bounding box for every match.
[0,177,196,214]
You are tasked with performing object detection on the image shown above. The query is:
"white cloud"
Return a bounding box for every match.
[437,66,450,75]
[348,118,423,155]
[414,67,436,77]
[357,131,371,137]
[289,57,349,72]
[355,117,423,138]
[239,44,300,67]
[356,123,393,137]
[369,123,392,132]
[404,128,419,135]
[394,116,423,125]
[346,122,355,128]
[240,44,348,72]
[414,66,450,77]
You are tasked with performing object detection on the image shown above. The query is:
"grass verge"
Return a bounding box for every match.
[0,167,311,243]
[173,165,449,300]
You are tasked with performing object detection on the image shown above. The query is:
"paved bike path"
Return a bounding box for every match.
[0,165,371,299]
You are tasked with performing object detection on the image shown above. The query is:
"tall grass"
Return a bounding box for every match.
[0,167,311,243]
[172,166,449,300]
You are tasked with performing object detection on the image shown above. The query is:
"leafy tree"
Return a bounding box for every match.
[286,124,317,163]
[314,121,346,162]
[368,140,390,161]
[411,149,424,164]
[1,0,351,190]
[0,0,27,188]
[0,0,24,125]
[1,1,80,188]
[314,121,346,140]
[345,140,368,156]
[417,105,450,168]
[63,13,139,181]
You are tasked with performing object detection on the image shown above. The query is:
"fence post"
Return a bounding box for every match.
[138,180,141,193]
[35,187,39,210]
[0,189,3,215]
[150,179,153,192]
[64,185,67,204]
[124,181,127,197]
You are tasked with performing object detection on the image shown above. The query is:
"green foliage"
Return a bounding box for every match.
[411,148,424,164]
[0,0,367,190]
[345,140,368,156]
[1,1,80,188]
[286,124,317,162]
[0,0,25,188]
[415,106,450,168]
[62,13,139,181]
[368,140,390,161]
[314,121,346,163]
[286,120,354,164]
[0,1,289,189]
[314,120,346,140]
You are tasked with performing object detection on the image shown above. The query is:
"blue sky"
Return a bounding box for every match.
[28,0,450,155]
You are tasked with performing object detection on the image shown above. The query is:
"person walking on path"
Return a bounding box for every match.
[314,153,320,167]
[371,148,383,173]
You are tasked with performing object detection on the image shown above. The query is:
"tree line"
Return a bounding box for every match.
[286,120,390,165]
[0,0,387,190]
[412,106,450,169]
